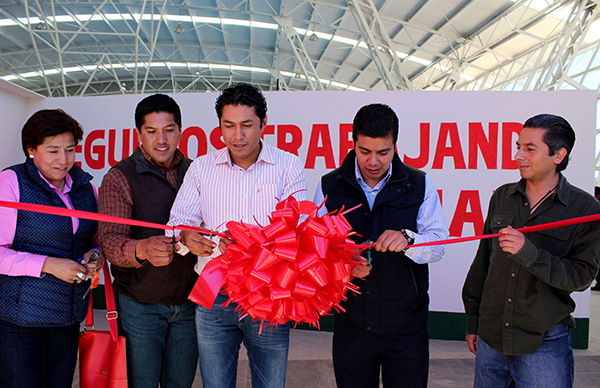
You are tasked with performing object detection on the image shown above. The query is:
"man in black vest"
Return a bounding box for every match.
[98,94,198,388]
[314,103,448,388]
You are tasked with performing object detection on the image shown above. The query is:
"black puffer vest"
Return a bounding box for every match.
[321,150,428,334]
[0,159,96,326]
[109,148,197,305]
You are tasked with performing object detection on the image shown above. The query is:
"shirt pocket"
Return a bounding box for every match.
[490,214,514,251]
[528,216,573,257]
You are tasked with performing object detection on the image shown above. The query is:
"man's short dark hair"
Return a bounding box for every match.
[523,114,575,172]
[215,83,267,124]
[352,103,399,144]
[135,94,182,130]
[21,109,83,157]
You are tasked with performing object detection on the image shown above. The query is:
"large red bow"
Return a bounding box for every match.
[188,195,360,329]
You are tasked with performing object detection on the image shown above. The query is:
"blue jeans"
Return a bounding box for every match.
[115,294,198,388]
[195,293,290,388]
[0,319,79,388]
[474,323,574,388]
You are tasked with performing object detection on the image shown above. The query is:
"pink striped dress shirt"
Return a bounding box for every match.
[0,169,100,277]
[168,143,307,273]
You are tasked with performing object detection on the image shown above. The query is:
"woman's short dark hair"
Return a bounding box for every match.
[523,114,575,172]
[215,83,267,123]
[135,94,182,130]
[21,109,84,157]
[352,103,399,144]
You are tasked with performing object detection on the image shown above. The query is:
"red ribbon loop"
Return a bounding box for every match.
[187,194,360,328]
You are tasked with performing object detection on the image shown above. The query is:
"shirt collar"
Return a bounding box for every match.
[513,173,569,206]
[354,158,393,191]
[555,174,570,206]
[38,169,73,194]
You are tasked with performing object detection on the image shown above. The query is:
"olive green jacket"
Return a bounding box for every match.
[463,174,600,355]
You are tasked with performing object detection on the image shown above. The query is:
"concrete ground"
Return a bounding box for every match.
[74,291,600,387]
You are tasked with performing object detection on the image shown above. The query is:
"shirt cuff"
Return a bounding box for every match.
[126,240,144,268]
[510,238,539,268]
[404,233,430,264]
[466,315,479,335]
[404,245,425,262]
[30,254,48,277]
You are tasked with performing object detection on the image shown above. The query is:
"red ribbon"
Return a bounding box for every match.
[356,212,600,250]
[187,195,360,330]
[0,200,226,237]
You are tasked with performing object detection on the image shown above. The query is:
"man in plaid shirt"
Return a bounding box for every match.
[98,94,198,388]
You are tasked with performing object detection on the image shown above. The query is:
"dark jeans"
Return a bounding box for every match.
[0,319,79,388]
[333,318,429,388]
[115,294,198,388]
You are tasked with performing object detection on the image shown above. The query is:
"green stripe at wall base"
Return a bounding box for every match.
[294,310,590,350]
[571,318,590,349]
[91,291,590,350]
[91,285,107,310]
[426,311,589,350]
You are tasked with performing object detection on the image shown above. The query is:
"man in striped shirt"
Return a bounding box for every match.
[168,83,307,388]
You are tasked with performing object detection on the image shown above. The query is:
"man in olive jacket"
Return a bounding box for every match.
[463,114,600,387]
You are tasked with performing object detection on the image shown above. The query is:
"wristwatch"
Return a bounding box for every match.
[401,229,415,248]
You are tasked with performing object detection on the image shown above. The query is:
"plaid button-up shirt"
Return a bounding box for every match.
[98,146,184,268]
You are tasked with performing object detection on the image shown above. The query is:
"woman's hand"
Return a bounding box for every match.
[79,250,103,279]
[41,257,89,284]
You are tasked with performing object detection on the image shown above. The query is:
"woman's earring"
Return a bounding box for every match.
[28,154,34,159]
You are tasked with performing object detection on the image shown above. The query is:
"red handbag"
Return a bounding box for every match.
[79,260,128,388]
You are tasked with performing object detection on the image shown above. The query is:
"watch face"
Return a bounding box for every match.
[402,230,415,247]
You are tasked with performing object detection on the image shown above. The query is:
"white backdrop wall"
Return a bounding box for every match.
[4,89,596,319]
[0,80,43,168]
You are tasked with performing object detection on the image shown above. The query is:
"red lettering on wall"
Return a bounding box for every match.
[305,124,335,169]
[468,123,498,170]
[502,122,522,170]
[449,190,484,237]
[210,126,226,150]
[432,123,466,170]
[108,129,130,167]
[133,129,140,150]
[277,125,303,156]
[75,145,83,167]
[404,123,430,169]
[181,126,208,159]
[339,123,353,166]
[85,130,106,170]
[437,189,443,206]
